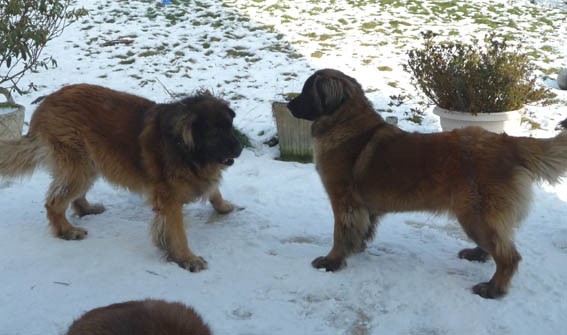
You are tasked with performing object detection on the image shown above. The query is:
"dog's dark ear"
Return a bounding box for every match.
[313,74,351,113]
[159,104,197,150]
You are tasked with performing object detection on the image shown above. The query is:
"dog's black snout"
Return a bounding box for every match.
[286,100,297,115]
[229,133,243,158]
[233,140,243,158]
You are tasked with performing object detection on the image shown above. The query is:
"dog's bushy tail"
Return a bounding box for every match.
[0,135,47,179]
[518,119,567,184]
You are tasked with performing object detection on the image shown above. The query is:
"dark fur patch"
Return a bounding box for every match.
[66,299,212,335]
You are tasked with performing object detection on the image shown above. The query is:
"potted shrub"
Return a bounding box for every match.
[0,0,87,140]
[406,31,547,133]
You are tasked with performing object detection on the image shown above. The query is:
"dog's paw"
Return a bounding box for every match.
[59,226,88,240]
[458,247,491,262]
[212,200,235,214]
[77,203,106,217]
[354,241,367,253]
[472,282,505,299]
[176,256,208,273]
[311,256,346,272]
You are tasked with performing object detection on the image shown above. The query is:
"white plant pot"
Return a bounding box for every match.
[433,106,522,134]
[557,68,567,90]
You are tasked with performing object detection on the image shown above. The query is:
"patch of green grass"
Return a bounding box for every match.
[472,15,500,28]
[406,114,423,124]
[139,50,160,57]
[522,117,542,130]
[506,20,518,29]
[233,128,252,148]
[277,153,313,164]
[541,45,555,53]
[311,51,324,58]
[377,66,393,71]
[249,24,276,33]
[387,81,398,88]
[361,21,379,30]
[119,59,136,65]
[0,102,18,108]
[389,20,411,28]
[506,7,522,15]
[145,8,158,20]
[226,48,255,58]
[302,32,337,41]
[430,1,459,15]
[538,16,554,27]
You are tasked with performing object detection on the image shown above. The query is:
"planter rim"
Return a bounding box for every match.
[432,105,522,122]
[0,103,25,115]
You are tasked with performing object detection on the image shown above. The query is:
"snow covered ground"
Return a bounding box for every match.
[1,1,566,334]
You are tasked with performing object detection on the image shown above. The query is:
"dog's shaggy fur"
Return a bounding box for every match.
[66,299,212,335]
[287,68,567,298]
[0,84,242,272]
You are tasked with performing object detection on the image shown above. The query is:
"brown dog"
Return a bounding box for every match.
[287,68,567,298]
[66,299,212,335]
[0,84,242,272]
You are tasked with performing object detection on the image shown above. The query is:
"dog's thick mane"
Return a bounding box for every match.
[177,90,229,108]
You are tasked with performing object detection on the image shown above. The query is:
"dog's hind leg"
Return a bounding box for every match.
[208,188,234,214]
[45,146,99,240]
[355,213,381,253]
[458,246,491,262]
[457,211,521,299]
[46,175,92,240]
[72,193,105,217]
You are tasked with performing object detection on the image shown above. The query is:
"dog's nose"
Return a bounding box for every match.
[286,100,295,112]
[235,143,243,157]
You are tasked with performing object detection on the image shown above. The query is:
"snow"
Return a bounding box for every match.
[1,0,566,334]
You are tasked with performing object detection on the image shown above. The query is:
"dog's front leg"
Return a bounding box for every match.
[312,201,372,271]
[209,188,234,214]
[151,202,207,272]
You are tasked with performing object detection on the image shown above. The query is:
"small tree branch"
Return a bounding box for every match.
[0,87,15,105]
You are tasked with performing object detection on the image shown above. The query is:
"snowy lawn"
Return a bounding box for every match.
[1,0,566,334]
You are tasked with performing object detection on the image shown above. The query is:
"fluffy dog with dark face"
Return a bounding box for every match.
[66,299,212,335]
[0,84,242,272]
[287,68,567,298]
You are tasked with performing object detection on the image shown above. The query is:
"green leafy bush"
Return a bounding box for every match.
[406,31,546,114]
[0,0,87,99]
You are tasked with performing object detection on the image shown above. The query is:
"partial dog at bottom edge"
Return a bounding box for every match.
[66,299,212,335]
[287,68,567,299]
